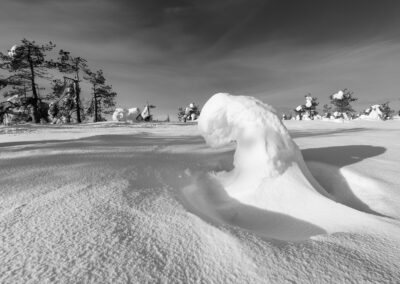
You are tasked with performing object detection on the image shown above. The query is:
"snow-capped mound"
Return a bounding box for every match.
[126,107,140,121]
[359,105,384,120]
[198,93,298,178]
[112,108,127,121]
[185,93,399,241]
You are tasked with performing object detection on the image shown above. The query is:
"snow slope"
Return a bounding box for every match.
[1,115,400,283]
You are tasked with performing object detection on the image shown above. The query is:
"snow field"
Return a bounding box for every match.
[0,103,400,282]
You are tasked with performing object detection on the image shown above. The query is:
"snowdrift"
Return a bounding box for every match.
[183,93,398,241]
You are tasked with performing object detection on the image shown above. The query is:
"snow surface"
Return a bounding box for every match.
[1,114,400,282]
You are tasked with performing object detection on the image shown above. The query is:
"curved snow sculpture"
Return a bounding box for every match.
[112,108,127,122]
[185,93,398,241]
[198,93,299,179]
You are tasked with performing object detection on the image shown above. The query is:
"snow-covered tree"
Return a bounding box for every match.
[0,39,55,123]
[304,94,319,119]
[322,104,332,118]
[293,105,305,120]
[177,107,185,121]
[380,102,395,120]
[56,49,88,123]
[46,79,77,123]
[84,69,117,122]
[329,89,357,117]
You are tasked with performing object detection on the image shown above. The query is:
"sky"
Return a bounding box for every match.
[1,0,400,119]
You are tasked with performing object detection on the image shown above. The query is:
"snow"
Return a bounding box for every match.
[332,90,344,100]
[359,105,384,120]
[8,45,18,57]
[1,114,400,282]
[126,107,140,121]
[112,107,127,121]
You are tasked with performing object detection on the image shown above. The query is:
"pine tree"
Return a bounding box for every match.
[304,94,319,118]
[56,50,88,123]
[322,104,332,117]
[0,39,55,123]
[380,102,395,120]
[47,79,77,123]
[177,107,185,121]
[84,69,117,122]
[329,89,358,115]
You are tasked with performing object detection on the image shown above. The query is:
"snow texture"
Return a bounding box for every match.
[1,115,400,283]
[360,105,384,120]
[190,93,400,241]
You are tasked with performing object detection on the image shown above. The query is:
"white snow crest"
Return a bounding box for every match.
[332,90,344,100]
[198,93,298,178]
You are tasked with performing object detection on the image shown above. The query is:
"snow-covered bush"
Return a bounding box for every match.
[329,89,357,119]
[304,94,319,119]
[359,102,395,121]
[322,104,333,118]
[293,105,305,120]
[292,94,319,120]
[178,103,200,122]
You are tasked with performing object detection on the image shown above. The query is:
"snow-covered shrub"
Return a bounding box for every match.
[178,103,200,122]
[329,89,357,119]
[359,102,395,121]
[380,102,395,120]
[293,94,319,120]
[293,105,305,120]
[322,104,333,118]
[304,94,319,119]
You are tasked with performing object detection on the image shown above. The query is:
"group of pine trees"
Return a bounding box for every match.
[287,89,397,120]
[0,39,117,124]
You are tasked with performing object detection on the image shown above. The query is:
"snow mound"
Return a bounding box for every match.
[184,93,399,241]
[112,108,127,122]
[198,93,298,178]
[126,107,140,121]
[359,105,384,120]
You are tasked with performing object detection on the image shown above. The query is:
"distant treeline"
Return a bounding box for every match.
[283,89,398,121]
[0,39,117,125]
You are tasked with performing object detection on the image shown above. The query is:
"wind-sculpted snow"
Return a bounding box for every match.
[1,120,400,283]
[186,93,400,241]
[198,93,298,178]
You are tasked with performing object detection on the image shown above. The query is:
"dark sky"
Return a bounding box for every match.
[1,0,400,117]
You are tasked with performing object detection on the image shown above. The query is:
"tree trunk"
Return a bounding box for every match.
[75,68,82,123]
[74,84,82,123]
[92,83,98,122]
[93,95,98,122]
[27,46,40,123]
